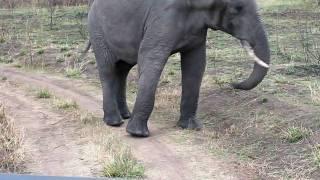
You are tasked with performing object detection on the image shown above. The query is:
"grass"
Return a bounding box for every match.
[79,112,99,125]
[37,49,45,55]
[283,126,311,143]
[0,104,24,173]
[1,76,7,81]
[0,58,13,64]
[53,98,78,110]
[0,37,5,43]
[313,145,320,168]
[309,82,320,106]
[36,88,52,99]
[60,46,69,52]
[65,67,82,78]
[104,148,145,178]
[12,64,22,68]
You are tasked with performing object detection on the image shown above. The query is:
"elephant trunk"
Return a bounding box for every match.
[232,27,270,90]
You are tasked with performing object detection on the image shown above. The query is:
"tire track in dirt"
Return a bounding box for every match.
[0,67,255,180]
[0,83,96,177]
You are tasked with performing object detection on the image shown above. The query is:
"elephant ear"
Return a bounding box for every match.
[186,0,217,9]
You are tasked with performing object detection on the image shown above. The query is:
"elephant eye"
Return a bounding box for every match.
[230,4,244,15]
[234,5,243,14]
[236,5,243,11]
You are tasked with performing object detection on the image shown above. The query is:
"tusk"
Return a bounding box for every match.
[241,41,270,69]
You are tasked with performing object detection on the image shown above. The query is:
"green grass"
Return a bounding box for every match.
[37,49,45,55]
[88,60,96,65]
[65,68,82,78]
[0,37,5,43]
[12,64,22,68]
[60,46,69,52]
[36,89,52,99]
[283,127,311,143]
[0,58,13,64]
[54,99,79,110]
[1,76,7,81]
[103,148,145,178]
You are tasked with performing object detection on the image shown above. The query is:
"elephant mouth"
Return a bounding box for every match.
[241,40,270,69]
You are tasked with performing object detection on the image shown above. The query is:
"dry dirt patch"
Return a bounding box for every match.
[0,81,98,176]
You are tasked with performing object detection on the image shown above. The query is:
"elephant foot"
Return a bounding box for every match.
[120,110,131,120]
[126,119,149,137]
[177,117,203,130]
[104,114,124,127]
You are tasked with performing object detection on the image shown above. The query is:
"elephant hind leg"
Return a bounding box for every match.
[91,41,123,126]
[115,60,134,119]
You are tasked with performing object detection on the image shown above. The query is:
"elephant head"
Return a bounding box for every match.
[189,0,271,90]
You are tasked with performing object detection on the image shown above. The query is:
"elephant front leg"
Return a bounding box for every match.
[126,17,181,137]
[178,42,206,130]
[126,49,171,137]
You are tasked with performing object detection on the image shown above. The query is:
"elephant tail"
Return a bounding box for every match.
[79,41,91,60]
[83,41,91,53]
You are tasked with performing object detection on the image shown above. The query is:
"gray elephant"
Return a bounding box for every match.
[87,0,270,137]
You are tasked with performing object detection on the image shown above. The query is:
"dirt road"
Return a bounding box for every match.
[0,81,96,176]
[0,66,257,179]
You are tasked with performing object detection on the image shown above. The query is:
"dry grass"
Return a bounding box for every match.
[309,82,320,106]
[79,112,99,125]
[154,87,180,111]
[0,104,24,173]
[103,147,144,178]
[53,98,79,110]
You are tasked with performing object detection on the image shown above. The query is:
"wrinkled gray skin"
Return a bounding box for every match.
[88,0,270,137]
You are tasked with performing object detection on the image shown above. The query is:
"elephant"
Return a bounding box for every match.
[87,0,271,137]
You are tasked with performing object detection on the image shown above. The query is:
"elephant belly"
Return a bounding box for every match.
[106,36,140,63]
[173,34,206,53]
